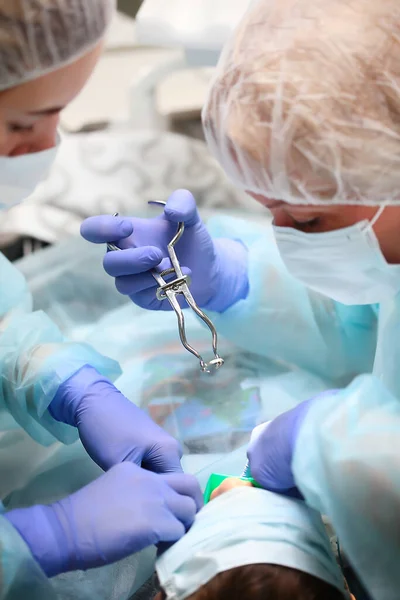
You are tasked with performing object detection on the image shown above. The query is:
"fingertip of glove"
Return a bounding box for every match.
[168,188,194,203]
[120,220,134,237]
[80,216,133,242]
[165,189,198,225]
[146,246,164,264]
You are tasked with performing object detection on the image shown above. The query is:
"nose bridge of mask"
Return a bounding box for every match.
[0,134,60,208]
[274,224,378,267]
[275,202,388,263]
[0,150,52,184]
[4,134,60,174]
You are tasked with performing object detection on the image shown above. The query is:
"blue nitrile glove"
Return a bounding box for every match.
[247,391,339,494]
[6,462,203,577]
[50,365,183,473]
[80,189,249,313]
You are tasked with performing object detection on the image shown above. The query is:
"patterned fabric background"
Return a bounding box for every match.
[0,130,263,247]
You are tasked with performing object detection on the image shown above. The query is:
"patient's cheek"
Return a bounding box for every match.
[210,478,253,500]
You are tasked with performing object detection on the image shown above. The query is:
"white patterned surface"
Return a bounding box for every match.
[0,130,261,245]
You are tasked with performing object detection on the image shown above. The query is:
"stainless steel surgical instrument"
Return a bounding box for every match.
[107,204,224,373]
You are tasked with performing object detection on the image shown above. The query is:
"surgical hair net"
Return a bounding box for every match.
[0,0,115,91]
[156,487,348,600]
[202,0,400,206]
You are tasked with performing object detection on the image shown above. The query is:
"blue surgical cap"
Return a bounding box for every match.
[156,487,347,600]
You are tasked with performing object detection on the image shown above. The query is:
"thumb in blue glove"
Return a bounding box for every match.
[50,365,184,473]
[6,462,203,577]
[80,189,249,314]
[247,391,339,494]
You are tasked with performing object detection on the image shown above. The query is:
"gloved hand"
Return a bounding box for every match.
[247,391,339,493]
[80,189,249,313]
[50,365,183,473]
[6,462,203,577]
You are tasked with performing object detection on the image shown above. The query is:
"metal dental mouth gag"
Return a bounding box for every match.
[107,202,224,373]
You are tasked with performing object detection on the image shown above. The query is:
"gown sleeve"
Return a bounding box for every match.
[0,513,58,600]
[292,375,400,600]
[0,252,121,446]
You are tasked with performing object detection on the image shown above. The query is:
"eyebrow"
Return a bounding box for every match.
[28,106,64,116]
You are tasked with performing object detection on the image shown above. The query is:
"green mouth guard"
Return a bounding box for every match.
[204,473,262,504]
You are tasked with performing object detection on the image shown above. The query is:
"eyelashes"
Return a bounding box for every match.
[8,123,34,133]
[291,217,321,231]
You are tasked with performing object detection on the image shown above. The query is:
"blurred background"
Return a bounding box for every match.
[0,0,261,262]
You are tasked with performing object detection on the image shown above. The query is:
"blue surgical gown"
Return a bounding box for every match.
[206,216,400,600]
[0,253,155,599]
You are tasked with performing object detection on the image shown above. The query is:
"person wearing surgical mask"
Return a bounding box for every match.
[82,0,400,597]
[0,3,202,599]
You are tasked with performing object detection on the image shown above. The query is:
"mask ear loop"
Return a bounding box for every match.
[366,201,389,231]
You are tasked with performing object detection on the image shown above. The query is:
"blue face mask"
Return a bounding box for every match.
[0,135,60,210]
[273,205,400,305]
[156,487,348,600]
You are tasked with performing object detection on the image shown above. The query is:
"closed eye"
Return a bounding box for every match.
[8,123,35,133]
[292,217,321,232]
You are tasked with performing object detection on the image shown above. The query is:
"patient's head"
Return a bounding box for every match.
[156,478,351,600]
[157,563,344,600]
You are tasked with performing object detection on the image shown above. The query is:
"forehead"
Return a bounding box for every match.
[0,42,103,114]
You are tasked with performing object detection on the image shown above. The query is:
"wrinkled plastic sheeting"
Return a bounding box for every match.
[12,228,334,600]
[17,232,331,470]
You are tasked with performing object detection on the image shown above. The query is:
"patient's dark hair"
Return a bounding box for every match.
[159,564,344,599]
